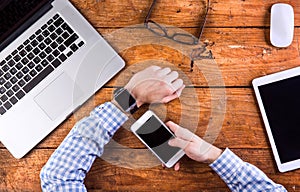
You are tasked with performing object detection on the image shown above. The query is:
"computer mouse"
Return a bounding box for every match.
[270,3,294,47]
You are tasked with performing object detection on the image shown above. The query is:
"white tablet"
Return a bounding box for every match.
[253,67,300,172]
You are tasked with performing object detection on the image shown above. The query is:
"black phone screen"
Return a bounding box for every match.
[258,75,300,163]
[136,115,181,163]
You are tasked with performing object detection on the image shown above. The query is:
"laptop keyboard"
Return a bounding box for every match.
[0,13,84,115]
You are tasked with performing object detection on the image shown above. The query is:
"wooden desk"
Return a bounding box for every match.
[1,0,300,191]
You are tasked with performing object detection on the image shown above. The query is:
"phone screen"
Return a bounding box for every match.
[136,115,181,163]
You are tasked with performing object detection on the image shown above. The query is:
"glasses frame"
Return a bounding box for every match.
[144,0,210,45]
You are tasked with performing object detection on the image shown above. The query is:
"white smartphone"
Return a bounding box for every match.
[131,110,185,168]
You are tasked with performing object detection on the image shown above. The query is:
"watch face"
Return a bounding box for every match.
[115,89,136,111]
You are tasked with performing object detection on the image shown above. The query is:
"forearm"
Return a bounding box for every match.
[40,102,128,191]
[210,148,287,192]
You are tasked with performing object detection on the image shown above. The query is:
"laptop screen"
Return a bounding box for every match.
[0,0,51,51]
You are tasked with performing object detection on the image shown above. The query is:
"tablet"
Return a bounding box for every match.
[253,67,300,172]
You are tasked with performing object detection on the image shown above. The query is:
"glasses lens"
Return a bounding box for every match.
[173,33,198,45]
[146,21,167,37]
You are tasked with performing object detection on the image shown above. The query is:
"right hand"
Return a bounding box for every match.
[167,121,222,164]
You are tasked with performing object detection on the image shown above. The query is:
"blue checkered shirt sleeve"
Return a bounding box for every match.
[209,148,287,192]
[40,102,128,192]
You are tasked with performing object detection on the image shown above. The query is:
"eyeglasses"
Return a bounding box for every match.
[144,0,210,45]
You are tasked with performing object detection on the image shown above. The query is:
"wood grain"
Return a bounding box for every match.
[70,0,300,28]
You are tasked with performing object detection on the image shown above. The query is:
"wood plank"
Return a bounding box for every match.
[0,148,299,191]
[70,0,300,28]
[98,27,300,87]
[0,88,268,150]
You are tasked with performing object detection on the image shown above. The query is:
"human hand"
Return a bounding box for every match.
[167,121,222,164]
[124,66,185,107]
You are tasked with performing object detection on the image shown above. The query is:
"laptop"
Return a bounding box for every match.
[0,0,125,158]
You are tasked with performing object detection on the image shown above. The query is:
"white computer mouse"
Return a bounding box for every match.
[270,3,294,48]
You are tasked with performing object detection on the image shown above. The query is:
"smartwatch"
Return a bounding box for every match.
[113,88,138,114]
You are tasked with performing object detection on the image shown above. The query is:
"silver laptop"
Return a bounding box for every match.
[0,0,125,158]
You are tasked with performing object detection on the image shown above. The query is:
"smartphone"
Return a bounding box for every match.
[131,110,185,168]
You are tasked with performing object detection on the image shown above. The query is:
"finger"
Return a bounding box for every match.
[175,127,195,142]
[147,65,161,71]
[175,84,185,97]
[164,71,179,83]
[158,67,171,76]
[161,93,178,103]
[168,138,190,149]
[161,84,185,103]
[171,79,184,91]
[174,162,180,171]
[166,121,179,133]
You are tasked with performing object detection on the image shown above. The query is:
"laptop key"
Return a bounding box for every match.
[0,87,5,94]
[27,52,35,60]
[18,80,25,87]
[64,34,78,47]
[52,50,60,57]
[10,77,18,84]
[41,24,47,30]
[48,25,56,32]
[5,55,12,61]
[16,90,25,99]
[24,75,31,82]
[58,44,66,52]
[4,73,11,80]
[28,62,35,69]
[10,96,18,105]
[41,60,49,67]
[0,78,5,85]
[35,29,42,35]
[16,63,23,70]
[12,50,18,56]
[55,28,63,35]
[29,70,37,77]
[2,65,9,72]
[78,41,84,47]
[52,59,61,68]
[6,90,13,97]
[38,42,46,50]
[62,23,73,34]
[35,65,43,72]
[53,14,59,20]
[17,44,24,51]
[12,85,20,92]
[23,65,54,93]
[4,101,12,110]
[1,95,8,102]
[4,82,12,89]
[53,18,64,27]
[0,106,6,115]
[58,54,67,62]
[29,34,36,40]
[70,44,78,52]
[8,60,15,67]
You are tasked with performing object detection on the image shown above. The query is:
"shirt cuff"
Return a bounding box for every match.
[209,148,243,182]
[91,102,128,137]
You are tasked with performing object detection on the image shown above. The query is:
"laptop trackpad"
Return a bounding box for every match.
[34,73,84,121]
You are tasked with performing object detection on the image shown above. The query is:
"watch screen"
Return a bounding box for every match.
[136,115,181,163]
[115,89,135,111]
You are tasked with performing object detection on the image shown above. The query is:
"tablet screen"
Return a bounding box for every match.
[259,75,300,163]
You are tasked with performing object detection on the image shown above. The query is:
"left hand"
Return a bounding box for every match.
[124,66,185,107]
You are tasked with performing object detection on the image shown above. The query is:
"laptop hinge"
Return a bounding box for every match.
[0,0,54,52]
